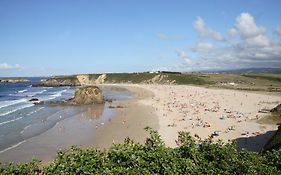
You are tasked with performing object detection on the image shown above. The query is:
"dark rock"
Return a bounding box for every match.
[108,105,124,109]
[270,104,281,113]
[29,98,39,102]
[263,125,281,151]
[105,99,113,103]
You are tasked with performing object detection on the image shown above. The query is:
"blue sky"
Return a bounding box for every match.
[0,0,281,77]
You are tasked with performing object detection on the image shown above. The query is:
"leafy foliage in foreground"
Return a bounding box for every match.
[1,128,281,174]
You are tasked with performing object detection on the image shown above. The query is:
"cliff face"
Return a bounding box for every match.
[50,86,104,105]
[39,77,81,86]
[38,74,108,87]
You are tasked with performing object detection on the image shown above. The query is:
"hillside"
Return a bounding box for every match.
[38,72,281,92]
[39,72,210,86]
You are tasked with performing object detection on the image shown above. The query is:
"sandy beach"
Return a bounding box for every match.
[126,84,280,151]
[1,84,280,164]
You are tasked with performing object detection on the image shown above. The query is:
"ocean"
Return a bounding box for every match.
[0,78,132,155]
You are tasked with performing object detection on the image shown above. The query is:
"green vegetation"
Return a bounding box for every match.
[48,72,281,92]
[242,74,281,83]
[54,75,78,80]
[166,73,209,85]
[87,72,210,85]
[105,73,157,83]
[259,112,281,124]
[1,128,281,174]
[199,73,281,92]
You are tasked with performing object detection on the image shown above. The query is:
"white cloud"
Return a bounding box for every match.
[193,17,225,41]
[234,13,266,38]
[245,34,270,47]
[176,49,192,65]
[178,12,281,71]
[0,63,21,70]
[228,28,237,38]
[230,12,271,47]
[275,26,281,36]
[192,42,214,52]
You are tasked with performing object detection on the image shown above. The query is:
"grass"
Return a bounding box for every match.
[165,73,210,85]
[105,73,157,83]
[201,73,281,92]
[242,74,281,83]
[84,73,211,85]
[46,72,281,92]
[259,112,281,125]
[53,75,78,80]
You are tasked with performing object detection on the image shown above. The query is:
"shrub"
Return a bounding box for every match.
[1,128,281,174]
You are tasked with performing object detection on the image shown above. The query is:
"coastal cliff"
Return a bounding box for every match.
[50,86,104,105]
[39,76,81,86]
[0,78,30,83]
[38,72,206,86]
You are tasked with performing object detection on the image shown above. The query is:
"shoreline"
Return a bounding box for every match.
[92,85,158,148]
[0,85,158,164]
[1,83,280,164]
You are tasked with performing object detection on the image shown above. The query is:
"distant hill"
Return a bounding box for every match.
[197,68,281,74]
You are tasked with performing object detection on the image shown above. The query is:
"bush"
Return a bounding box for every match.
[1,128,281,174]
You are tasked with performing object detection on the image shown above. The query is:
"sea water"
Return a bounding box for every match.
[0,78,132,155]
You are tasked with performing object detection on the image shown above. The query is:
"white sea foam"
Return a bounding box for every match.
[38,107,45,110]
[37,89,47,94]
[0,140,27,154]
[0,99,27,109]
[20,124,32,134]
[26,106,44,116]
[26,89,47,97]
[0,116,23,126]
[27,110,36,116]
[0,103,34,117]
[51,89,67,97]
[17,89,28,93]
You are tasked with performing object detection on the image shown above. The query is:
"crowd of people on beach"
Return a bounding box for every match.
[146,85,279,144]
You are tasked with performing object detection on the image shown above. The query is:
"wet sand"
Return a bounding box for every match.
[0,86,158,164]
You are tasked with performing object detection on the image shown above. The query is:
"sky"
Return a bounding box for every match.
[0,0,281,77]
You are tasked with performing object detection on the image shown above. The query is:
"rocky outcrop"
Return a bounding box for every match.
[143,74,176,84]
[263,125,281,151]
[39,77,81,86]
[270,104,281,113]
[0,78,30,83]
[50,86,104,105]
[39,74,108,87]
[77,74,90,85]
[95,74,107,84]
